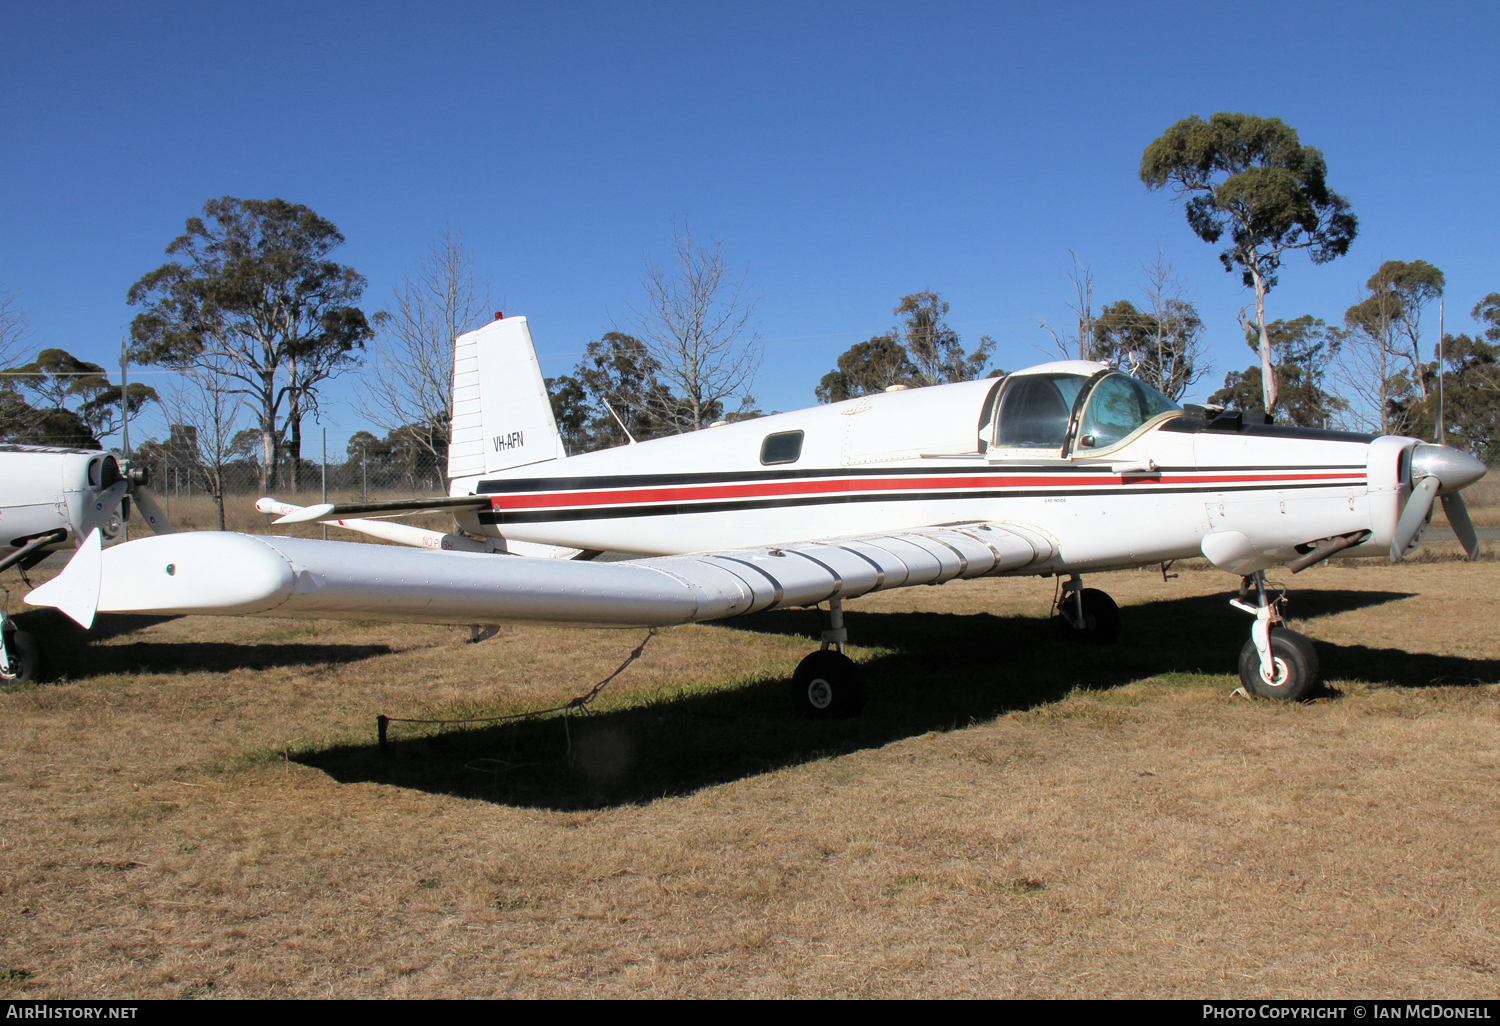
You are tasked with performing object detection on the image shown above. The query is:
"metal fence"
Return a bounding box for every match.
[147,450,449,501]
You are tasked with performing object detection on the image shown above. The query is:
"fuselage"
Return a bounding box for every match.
[451,363,1404,576]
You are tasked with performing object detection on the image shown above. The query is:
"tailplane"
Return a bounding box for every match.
[447,315,565,479]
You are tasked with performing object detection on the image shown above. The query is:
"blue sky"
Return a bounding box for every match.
[3,1,1497,452]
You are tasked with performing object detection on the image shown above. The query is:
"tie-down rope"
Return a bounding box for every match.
[375,628,658,753]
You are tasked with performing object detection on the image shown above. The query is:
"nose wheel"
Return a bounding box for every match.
[1237,627,1318,700]
[1231,571,1319,701]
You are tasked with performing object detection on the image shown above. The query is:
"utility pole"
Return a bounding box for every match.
[120,337,131,543]
[1436,298,1445,443]
[119,336,131,458]
[321,426,328,541]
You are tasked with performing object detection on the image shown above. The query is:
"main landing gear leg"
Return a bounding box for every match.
[0,609,41,686]
[1056,574,1122,644]
[791,597,867,718]
[1230,571,1319,701]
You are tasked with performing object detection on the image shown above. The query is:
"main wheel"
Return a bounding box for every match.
[791,649,866,718]
[0,630,42,685]
[1056,588,1122,644]
[1238,627,1319,701]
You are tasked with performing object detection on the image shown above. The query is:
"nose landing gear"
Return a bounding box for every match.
[1231,571,1319,701]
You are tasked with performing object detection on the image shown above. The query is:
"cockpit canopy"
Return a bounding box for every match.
[989,369,1180,454]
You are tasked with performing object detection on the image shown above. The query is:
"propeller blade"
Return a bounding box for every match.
[1390,475,1439,562]
[131,486,175,535]
[1441,491,1480,560]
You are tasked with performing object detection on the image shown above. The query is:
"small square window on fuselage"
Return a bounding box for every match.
[760,430,804,465]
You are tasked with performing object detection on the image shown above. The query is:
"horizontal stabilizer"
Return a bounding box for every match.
[256,497,582,559]
[268,495,490,525]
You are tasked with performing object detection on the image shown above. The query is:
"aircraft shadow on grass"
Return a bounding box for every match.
[13,608,393,678]
[296,586,1500,813]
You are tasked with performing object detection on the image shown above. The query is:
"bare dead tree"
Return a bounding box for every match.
[1137,247,1209,399]
[1038,252,1095,361]
[357,225,491,462]
[1337,278,1401,433]
[0,287,33,369]
[158,356,246,531]
[628,220,762,432]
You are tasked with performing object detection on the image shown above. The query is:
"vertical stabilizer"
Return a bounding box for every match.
[447,316,565,479]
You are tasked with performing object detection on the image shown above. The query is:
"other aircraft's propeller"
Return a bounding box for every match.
[124,464,174,536]
[1390,444,1486,562]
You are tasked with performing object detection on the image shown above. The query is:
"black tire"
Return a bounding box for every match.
[791,649,866,718]
[0,629,42,685]
[1238,627,1319,701]
[1056,588,1122,644]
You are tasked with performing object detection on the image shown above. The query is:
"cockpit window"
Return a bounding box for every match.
[1075,374,1182,451]
[994,374,1087,449]
[760,430,804,465]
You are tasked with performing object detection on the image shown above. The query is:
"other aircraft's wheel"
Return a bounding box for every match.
[1238,627,1319,701]
[791,649,866,718]
[1057,588,1122,644]
[0,630,42,685]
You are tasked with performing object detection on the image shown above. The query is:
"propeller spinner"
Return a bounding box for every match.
[1390,444,1487,561]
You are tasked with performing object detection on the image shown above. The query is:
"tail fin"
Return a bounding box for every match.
[447,315,565,480]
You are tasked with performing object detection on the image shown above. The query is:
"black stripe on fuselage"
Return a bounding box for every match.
[477,478,1367,525]
[475,462,1368,495]
[1160,420,1379,444]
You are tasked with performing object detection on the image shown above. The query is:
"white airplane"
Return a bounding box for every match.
[0,445,172,682]
[25,315,1487,713]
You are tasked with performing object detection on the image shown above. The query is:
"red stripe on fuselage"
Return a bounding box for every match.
[483,471,1367,512]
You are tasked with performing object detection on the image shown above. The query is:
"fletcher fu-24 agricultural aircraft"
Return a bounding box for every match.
[22,315,1489,714]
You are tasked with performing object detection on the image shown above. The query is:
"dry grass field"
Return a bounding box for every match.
[1,485,1498,998]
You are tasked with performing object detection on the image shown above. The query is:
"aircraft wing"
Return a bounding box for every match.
[27,522,1055,631]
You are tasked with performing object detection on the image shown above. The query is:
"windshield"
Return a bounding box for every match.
[1075,374,1181,451]
[994,374,1087,449]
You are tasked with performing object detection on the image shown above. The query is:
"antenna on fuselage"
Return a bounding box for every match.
[604,401,637,444]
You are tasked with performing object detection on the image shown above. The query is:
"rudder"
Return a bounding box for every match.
[447,315,565,480]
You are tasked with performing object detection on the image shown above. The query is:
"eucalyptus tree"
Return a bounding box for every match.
[816,292,993,403]
[1,348,156,446]
[1141,113,1357,412]
[127,197,373,492]
[1210,315,1347,428]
